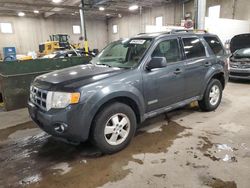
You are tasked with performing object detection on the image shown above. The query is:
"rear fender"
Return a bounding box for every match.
[201,64,225,98]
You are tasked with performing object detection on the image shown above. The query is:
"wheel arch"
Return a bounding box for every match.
[92,96,142,124]
[211,72,225,89]
[85,92,145,139]
[201,69,226,98]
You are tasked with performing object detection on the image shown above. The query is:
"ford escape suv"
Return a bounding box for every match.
[28,31,229,154]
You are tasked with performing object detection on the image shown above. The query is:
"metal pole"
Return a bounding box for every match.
[183,2,185,19]
[80,0,88,53]
[197,0,207,30]
[232,0,237,19]
[194,0,198,29]
[139,6,142,33]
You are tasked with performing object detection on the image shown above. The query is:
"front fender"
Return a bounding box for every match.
[78,83,145,139]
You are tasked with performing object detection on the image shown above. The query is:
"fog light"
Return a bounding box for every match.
[54,123,68,134]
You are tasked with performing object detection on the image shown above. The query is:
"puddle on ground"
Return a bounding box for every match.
[0,115,186,188]
[186,161,208,169]
[0,122,35,142]
[153,174,166,178]
[51,162,72,175]
[197,136,238,163]
[140,124,163,133]
[19,174,42,186]
[201,176,237,188]
[198,136,214,152]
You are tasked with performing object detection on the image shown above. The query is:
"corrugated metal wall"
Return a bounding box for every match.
[0,16,108,55]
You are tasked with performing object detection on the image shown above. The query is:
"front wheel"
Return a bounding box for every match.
[199,79,223,112]
[91,102,137,154]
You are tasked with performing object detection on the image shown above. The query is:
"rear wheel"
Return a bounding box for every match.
[91,102,137,154]
[199,79,222,112]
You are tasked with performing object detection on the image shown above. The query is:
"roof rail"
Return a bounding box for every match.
[136,29,208,36]
[193,29,208,34]
[137,33,147,35]
[170,29,194,34]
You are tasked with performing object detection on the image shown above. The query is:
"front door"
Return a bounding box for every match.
[142,38,185,113]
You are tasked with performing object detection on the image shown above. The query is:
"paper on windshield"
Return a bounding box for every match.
[130,40,146,45]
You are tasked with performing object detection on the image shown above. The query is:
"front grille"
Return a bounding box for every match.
[230,72,250,77]
[30,86,48,110]
[230,62,250,69]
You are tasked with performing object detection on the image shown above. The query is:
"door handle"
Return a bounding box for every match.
[204,62,212,67]
[174,68,182,75]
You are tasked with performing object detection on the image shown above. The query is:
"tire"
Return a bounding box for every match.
[199,79,223,112]
[91,102,137,154]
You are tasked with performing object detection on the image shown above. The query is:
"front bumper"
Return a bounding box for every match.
[229,68,250,80]
[28,101,89,142]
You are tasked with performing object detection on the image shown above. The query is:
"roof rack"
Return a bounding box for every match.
[169,29,194,34]
[169,29,208,34]
[136,29,194,36]
[136,29,208,36]
[137,33,147,35]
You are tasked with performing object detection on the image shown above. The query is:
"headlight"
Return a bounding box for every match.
[46,92,80,110]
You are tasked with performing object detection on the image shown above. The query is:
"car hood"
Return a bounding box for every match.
[230,33,250,53]
[34,64,126,90]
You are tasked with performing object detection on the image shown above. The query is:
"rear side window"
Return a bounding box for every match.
[182,37,206,59]
[204,36,225,56]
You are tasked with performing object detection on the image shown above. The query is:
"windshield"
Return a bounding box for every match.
[91,38,152,68]
[234,48,250,58]
[52,35,68,42]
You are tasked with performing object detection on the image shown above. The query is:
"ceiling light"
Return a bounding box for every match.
[118,13,122,18]
[34,10,39,14]
[106,14,111,16]
[52,0,62,3]
[129,5,139,11]
[18,12,25,17]
[99,7,105,11]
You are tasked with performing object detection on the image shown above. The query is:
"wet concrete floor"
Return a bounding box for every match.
[0,82,250,188]
[0,116,184,188]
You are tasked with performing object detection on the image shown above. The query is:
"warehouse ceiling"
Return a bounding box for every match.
[0,0,184,19]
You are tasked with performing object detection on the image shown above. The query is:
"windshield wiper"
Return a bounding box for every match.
[96,63,113,68]
[117,58,126,64]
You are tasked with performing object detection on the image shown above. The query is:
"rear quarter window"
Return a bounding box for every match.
[204,36,225,56]
[182,37,206,59]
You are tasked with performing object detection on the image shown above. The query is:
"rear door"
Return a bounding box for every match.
[203,35,227,64]
[181,36,210,99]
[203,35,228,76]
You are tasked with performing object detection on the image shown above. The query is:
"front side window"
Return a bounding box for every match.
[182,37,206,59]
[91,38,152,68]
[204,36,225,56]
[152,39,181,63]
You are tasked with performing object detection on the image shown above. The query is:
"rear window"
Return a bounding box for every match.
[182,37,206,59]
[204,36,225,56]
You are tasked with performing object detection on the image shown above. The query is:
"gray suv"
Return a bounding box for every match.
[28,32,229,154]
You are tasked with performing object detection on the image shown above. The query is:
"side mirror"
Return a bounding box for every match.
[146,57,167,70]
